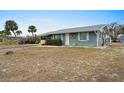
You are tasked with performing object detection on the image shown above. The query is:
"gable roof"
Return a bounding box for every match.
[41,24,106,36]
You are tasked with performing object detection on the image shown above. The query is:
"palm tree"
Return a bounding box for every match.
[5,20,18,37]
[28,25,37,36]
[16,30,22,36]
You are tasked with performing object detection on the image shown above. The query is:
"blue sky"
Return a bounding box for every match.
[0,10,124,36]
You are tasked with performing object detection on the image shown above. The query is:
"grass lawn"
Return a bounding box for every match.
[0,47,124,82]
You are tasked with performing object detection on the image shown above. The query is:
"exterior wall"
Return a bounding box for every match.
[69,32,97,47]
[51,34,65,45]
[98,31,103,47]
[50,32,97,47]
[61,34,65,45]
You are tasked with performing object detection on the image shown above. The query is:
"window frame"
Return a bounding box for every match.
[78,32,89,41]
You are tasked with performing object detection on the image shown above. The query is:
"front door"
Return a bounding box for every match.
[65,33,69,45]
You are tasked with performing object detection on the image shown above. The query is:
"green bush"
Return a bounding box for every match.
[112,36,118,42]
[0,40,17,45]
[45,39,62,46]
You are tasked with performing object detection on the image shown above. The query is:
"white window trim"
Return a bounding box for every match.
[78,32,89,41]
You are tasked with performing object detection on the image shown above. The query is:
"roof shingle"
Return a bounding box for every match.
[41,24,105,36]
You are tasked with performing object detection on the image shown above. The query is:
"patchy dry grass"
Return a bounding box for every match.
[0,47,124,82]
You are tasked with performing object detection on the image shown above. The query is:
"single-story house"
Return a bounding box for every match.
[41,24,110,47]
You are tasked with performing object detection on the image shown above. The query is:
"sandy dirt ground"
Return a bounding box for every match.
[0,44,124,82]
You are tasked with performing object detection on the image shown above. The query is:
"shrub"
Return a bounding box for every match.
[112,36,118,42]
[18,38,26,44]
[18,36,40,44]
[45,39,62,46]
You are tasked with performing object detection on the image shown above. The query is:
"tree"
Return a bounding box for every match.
[16,30,22,36]
[0,30,11,42]
[119,25,124,34]
[0,30,11,37]
[103,23,121,44]
[5,20,18,37]
[28,25,37,36]
[109,23,121,37]
[0,30,5,35]
[4,30,11,36]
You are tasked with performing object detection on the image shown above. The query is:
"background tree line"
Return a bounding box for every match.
[0,20,40,45]
[103,22,124,43]
[0,20,37,37]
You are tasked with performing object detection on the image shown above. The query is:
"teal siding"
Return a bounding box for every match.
[61,34,65,45]
[69,32,97,47]
[98,31,103,46]
[50,32,97,47]
[51,34,65,45]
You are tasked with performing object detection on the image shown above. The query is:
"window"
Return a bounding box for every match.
[61,34,64,40]
[78,32,89,41]
[54,35,61,39]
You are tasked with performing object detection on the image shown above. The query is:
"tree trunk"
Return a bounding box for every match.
[12,31,16,37]
[32,32,34,36]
